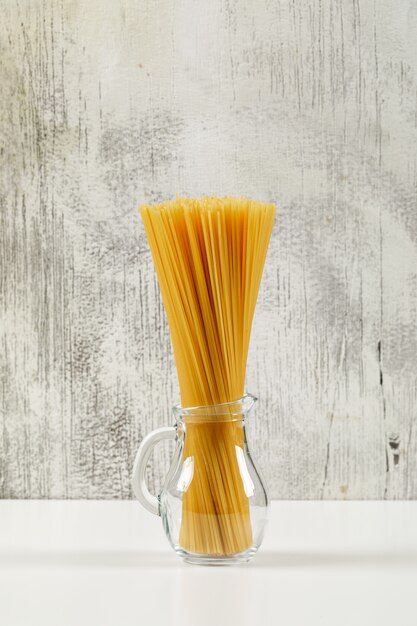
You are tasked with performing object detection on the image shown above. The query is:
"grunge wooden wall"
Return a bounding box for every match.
[1,0,417,499]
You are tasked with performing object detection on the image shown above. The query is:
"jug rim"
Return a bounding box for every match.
[172,392,258,421]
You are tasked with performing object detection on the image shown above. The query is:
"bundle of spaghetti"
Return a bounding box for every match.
[140,197,276,555]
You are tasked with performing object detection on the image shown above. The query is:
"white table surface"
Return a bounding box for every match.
[0,501,416,626]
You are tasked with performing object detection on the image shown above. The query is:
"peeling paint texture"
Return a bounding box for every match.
[1,0,417,499]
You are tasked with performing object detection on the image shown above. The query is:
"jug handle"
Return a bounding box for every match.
[132,426,176,516]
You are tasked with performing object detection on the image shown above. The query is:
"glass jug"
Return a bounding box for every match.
[132,393,269,565]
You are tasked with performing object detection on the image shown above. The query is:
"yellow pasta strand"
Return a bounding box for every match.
[140,197,276,555]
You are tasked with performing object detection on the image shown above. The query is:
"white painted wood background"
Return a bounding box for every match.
[1,0,416,499]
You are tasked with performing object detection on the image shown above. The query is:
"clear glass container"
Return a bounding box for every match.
[132,393,269,565]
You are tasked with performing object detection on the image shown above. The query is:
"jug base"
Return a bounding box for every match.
[176,545,258,566]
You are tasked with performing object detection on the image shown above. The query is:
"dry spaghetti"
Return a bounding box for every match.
[140,196,276,555]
